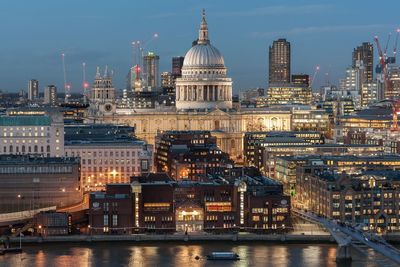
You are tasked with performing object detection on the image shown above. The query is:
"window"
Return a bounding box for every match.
[112,215,118,226]
[103,215,109,226]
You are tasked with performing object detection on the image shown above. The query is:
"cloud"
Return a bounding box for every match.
[251,24,395,38]
[216,4,330,17]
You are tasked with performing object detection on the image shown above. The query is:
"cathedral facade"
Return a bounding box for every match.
[87,11,328,163]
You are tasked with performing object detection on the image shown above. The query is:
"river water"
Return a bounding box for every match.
[0,242,387,267]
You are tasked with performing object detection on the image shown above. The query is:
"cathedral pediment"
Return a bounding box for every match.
[206,108,231,117]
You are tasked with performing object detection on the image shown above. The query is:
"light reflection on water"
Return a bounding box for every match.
[0,242,382,267]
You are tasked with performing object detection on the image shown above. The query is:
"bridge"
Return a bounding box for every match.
[293,208,400,264]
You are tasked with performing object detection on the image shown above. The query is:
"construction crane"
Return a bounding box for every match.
[61,53,71,103]
[393,28,400,63]
[374,36,391,97]
[82,62,89,104]
[310,65,320,88]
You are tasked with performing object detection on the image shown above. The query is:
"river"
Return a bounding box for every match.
[0,242,388,267]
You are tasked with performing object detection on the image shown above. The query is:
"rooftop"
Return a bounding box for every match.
[0,115,51,126]
[0,155,79,165]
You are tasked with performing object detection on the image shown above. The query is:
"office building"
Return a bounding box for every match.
[269,39,291,84]
[0,112,64,157]
[143,51,160,89]
[172,56,185,77]
[0,155,82,213]
[64,124,152,190]
[161,71,174,88]
[44,85,58,106]
[291,74,310,87]
[297,170,400,232]
[89,172,290,234]
[352,42,373,83]
[266,85,312,105]
[155,130,233,181]
[28,79,39,101]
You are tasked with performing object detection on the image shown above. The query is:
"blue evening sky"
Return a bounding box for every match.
[0,0,399,94]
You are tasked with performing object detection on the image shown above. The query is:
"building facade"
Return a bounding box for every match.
[155,131,233,181]
[269,39,291,84]
[28,79,39,101]
[0,155,82,213]
[64,124,152,191]
[44,85,58,106]
[143,52,160,89]
[352,42,373,83]
[89,173,291,234]
[175,10,233,110]
[297,170,400,233]
[0,112,64,157]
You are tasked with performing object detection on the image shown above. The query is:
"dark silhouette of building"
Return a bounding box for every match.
[172,56,185,77]
[352,42,373,83]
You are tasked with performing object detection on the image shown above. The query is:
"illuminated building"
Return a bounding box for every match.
[336,103,396,141]
[352,42,373,83]
[291,74,309,87]
[155,130,233,181]
[89,172,290,234]
[297,170,400,232]
[244,131,325,167]
[161,71,174,88]
[143,51,160,89]
[266,85,312,105]
[269,39,291,84]
[64,124,152,191]
[175,10,233,110]
[0,155,82,213]
[386,66,400,99]
[28,79,39,101]
[0,112,64,157]
[88,10,329,163]
[44,85,58,106]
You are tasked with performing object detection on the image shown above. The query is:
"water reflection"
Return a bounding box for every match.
[0,242,383,267]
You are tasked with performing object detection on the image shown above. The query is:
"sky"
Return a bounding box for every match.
[0,0,399,94]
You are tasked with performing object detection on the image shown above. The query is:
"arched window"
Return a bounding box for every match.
[9,145,13,153]
[41,146,44,153]
[47,145,50,152]
[22,145,25,153]
[34,145,38,153]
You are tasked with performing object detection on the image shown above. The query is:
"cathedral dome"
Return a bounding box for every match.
[183,43,225,69]
[182,9,225,70]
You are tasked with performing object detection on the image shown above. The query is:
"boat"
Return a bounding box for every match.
[207,252,240,260]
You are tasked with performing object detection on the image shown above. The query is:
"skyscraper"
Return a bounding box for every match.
[352,42,373,83]
[28,79,39,100]
[143,52,160,89]
[44,85,58,106]
[172,56,184,77]
[269,39,291,85]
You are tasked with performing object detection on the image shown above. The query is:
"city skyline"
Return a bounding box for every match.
[0,0,399,93]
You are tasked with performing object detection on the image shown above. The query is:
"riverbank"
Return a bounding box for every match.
[5,233,336,244]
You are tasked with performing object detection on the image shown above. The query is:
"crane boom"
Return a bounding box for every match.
[394,29,400,63]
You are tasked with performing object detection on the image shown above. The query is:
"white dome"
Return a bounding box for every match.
[182,43,225,69]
